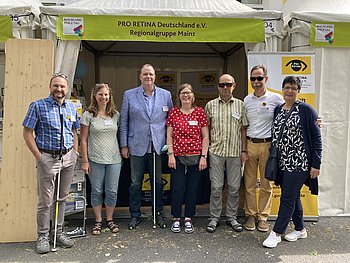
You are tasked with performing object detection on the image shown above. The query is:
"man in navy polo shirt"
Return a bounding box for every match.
[23,73,79,254]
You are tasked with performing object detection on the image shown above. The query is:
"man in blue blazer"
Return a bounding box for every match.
[120,64,173,229]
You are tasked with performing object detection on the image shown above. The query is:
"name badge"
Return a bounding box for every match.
[104,119,113,126]
[232,112,240,119]
[70,115,76,122]
[162,106,169,112]
[189,120,198,126]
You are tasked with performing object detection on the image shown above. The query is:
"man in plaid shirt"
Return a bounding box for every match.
[22,73,79,254]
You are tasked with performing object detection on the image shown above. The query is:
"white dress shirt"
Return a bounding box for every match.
[244,90,284,139]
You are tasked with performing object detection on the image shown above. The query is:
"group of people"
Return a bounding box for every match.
[22,63,322,254]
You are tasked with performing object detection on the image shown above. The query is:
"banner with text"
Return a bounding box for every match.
[247,52,316,107]
[0,16,12,42]
[57,15,265,43]
[310,21,350,47]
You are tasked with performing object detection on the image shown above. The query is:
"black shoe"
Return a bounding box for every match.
[155,212,167,228]
[128,217,140,230]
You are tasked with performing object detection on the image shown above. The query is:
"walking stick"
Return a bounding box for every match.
[51,113,64,252]
[152,146,157,229]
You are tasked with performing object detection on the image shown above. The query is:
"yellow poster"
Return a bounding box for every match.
[142,173,171,191]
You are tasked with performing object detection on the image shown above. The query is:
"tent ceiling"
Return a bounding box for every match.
[42,0,254,15]
[0,0,42,16]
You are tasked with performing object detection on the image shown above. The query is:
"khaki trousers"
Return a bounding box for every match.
[36,149,78,237]
[243,140,272,221]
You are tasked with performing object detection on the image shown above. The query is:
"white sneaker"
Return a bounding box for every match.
[284,229,307,242]
[263,231,281,248]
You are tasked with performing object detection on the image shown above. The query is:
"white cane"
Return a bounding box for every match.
[152,147,157,229]
[51,113,64,252]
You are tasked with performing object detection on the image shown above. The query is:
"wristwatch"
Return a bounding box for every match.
[201,154,207,159]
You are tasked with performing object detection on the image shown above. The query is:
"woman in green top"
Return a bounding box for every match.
[80,83,122,235]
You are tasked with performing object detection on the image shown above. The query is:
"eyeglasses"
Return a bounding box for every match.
[180,91,192,96]
[218,83,234,88]
[283,86,299,91]
[250,76,265,82]
[52,73,68,80]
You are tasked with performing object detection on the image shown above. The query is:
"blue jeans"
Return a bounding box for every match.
[171,157,201,218]
[89,161,121,207]
[129,153,163,218]
[273,170,309,234]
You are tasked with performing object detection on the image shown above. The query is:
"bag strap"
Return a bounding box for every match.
[277,101,298,141]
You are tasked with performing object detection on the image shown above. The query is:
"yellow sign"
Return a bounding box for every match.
[157,73,176,85]
[142,173,171,191]
[282,56,311,75]
[199,73,217,85]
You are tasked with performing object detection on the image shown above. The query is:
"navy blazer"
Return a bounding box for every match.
[119,86,173,156]
[274,101,322,195]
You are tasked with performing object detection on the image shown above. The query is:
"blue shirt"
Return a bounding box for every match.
[22,96,80,151]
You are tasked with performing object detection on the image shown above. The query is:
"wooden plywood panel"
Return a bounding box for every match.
[0,39,54,242]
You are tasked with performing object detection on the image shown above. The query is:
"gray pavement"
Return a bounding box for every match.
[0,216,349,263]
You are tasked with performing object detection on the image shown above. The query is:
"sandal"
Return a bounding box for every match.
[106,220,120,233]
[226,220,243,232]
[91,221,102,235]
[206,220,218,233]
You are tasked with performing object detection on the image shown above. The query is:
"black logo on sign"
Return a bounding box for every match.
[201,75,215,82]
[285,60,307,72]
[159,75,174,83]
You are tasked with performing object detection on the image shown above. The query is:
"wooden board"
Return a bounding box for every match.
[0,39,54,242]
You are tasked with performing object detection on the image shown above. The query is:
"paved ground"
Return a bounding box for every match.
[0,216,349,263]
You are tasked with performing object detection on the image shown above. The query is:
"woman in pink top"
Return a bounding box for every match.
[166,83,209,234]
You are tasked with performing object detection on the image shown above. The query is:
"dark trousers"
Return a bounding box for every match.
[171,157,201,218]
[273,170,309,234]
[129,153,163,218]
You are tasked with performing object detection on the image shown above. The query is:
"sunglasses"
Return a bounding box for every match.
[250,76,265,82]
[218,83,233,88]
[51,73,68,80]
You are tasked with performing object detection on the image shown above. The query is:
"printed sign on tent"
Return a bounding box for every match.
[57,15,265,43]
[310,21,350,47]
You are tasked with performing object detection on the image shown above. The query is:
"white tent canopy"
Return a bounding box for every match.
[0,0,42,39]
[281,0,350,14]
[39,0,283,88]
[288,10,350,216]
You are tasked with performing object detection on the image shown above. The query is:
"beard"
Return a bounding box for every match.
[51,91,66,100]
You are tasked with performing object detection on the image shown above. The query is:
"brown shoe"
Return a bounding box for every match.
[257,220,269,232]
[244,216,256,231]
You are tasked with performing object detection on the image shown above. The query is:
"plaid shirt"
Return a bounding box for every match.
[22,96,80,151]
[205,96,248,158]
